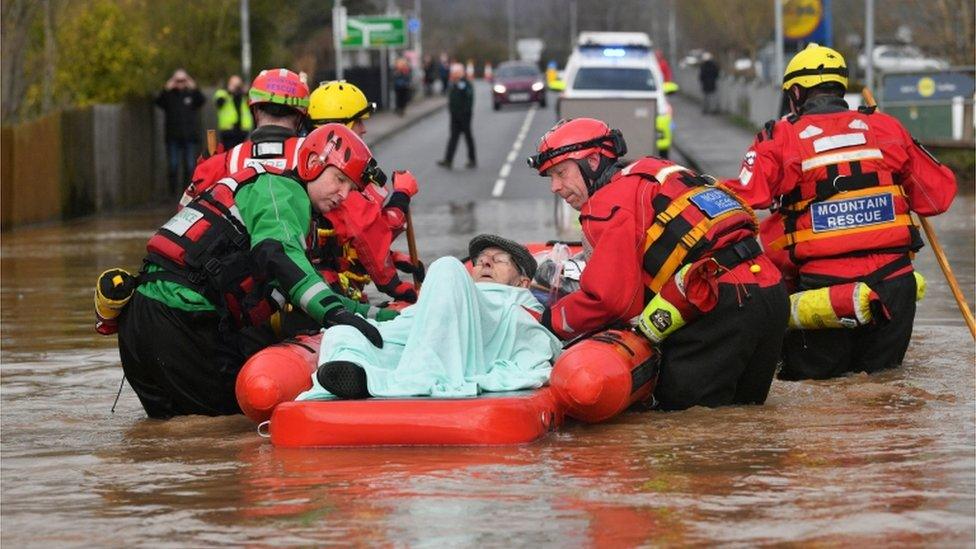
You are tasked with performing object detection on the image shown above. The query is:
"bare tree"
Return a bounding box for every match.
[2,0,39,123]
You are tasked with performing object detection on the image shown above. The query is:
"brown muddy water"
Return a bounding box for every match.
[2,197,974,546]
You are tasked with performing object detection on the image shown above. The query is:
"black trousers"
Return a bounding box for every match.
[117,292,276,419]
[654,281,790,410]
[443,116,476,165]
[779,271,917,380]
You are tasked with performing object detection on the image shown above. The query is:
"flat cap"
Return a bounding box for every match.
[468,234,537,279]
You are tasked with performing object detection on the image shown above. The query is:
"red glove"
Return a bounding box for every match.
[392,170,418,197]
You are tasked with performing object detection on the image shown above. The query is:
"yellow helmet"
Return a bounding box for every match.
[782,43,848,91]
[308,80,376,128]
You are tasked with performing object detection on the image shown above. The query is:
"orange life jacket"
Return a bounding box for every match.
[623,158,760,294]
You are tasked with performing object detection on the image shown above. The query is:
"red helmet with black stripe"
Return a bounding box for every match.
[527,118,627,175]
[297,123,384,190]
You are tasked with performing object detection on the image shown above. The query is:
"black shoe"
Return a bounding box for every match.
[436,159,451,169]
[316,360,370,399]
[465,161,477,169]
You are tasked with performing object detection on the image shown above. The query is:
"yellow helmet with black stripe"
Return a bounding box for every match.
[308,80,376,128]
[782,43,848,91]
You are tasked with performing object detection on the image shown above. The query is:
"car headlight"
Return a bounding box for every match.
[531,81,545,92]
[493,84,507,94]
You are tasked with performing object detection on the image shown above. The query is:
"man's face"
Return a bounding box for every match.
[228,76,243,92]
[307,166,355,213]
[547,159,589,211]
[471,246,529,287]
[349,118,367,137]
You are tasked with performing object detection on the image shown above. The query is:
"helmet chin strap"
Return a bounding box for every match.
[576,157,620,195]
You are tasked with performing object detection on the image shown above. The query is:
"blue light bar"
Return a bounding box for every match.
[603,48,626,57]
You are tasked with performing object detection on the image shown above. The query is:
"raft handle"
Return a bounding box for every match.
[257,420,271,438]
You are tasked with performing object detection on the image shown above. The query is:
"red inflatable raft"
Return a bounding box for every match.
[270,389,563,447]
[233,241,659,447]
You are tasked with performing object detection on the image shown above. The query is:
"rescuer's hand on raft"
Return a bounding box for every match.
[377,277,418,303]
[392,252,425,283]
[324,309,384,348]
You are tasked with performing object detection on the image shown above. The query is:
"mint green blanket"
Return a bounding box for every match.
[297,257,562,399]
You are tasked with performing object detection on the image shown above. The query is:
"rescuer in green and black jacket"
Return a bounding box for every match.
[117,123,395,419]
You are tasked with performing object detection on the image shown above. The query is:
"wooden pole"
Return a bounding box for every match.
[206,129,217,156]
[861,87,975,338]
[404,209,422,290]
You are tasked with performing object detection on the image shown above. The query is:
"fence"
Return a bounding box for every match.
[1,99,170,230]
[672,66,782,128]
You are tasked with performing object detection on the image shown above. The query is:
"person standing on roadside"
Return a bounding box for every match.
[437,63,477,170]
[393,57,413,116]
[155,69,205,195]
[422,54,436,97]
[213,74,253,150]
[698,52,720,115]
[438,52,450,94]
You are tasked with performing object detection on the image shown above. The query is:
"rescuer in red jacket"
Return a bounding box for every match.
[184,73,421,304]
[181,68,311,208]
[528,118,789,410]
[305,80,423,305]
[724,44,957,380]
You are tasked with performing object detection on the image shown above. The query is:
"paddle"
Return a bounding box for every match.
[861,87,975,339]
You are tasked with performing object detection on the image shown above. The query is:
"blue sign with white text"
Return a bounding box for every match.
[690,188,740,219]
[811,193,895,232]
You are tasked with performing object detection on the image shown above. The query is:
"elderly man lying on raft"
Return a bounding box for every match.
[298,234,563,400]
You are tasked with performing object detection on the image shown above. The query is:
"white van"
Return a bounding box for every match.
[558,31,674,158]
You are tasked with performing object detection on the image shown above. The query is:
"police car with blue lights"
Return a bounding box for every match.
[557,32,675,158]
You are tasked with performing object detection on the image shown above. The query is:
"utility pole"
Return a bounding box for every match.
[865,0,875,92]
[774,0,784,85]
[667,0,676,68]
[507,0,515,61]
[414,0,422,68]
[334,0,345,80]
[240,0,252,80]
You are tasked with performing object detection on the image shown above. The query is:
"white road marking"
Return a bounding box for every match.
[492,105,537,198]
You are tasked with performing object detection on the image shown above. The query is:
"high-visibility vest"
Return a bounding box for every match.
[214,89,254,132]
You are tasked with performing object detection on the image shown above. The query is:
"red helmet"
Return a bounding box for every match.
[527,118,627,175]
[297,123,383,189]
[248,68,310,115]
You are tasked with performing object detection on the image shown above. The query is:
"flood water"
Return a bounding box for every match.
[2,195,974,546]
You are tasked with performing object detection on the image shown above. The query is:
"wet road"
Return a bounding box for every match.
[2,83,974,546]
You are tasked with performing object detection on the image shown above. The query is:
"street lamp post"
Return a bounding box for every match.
[774,0,784,85]
[241,0,252,80]
[865,0,875,92]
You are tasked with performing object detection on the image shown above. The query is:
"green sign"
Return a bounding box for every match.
[342,16,406,48]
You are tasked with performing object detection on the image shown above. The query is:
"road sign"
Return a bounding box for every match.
[342,16,407,48]
[883,71,976,103]
[408,17,420,33]
[783,0,823,40]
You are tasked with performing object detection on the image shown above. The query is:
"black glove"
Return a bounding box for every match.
[376,276,418,303]
[392,252,426,284]
[323,308,384,348]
